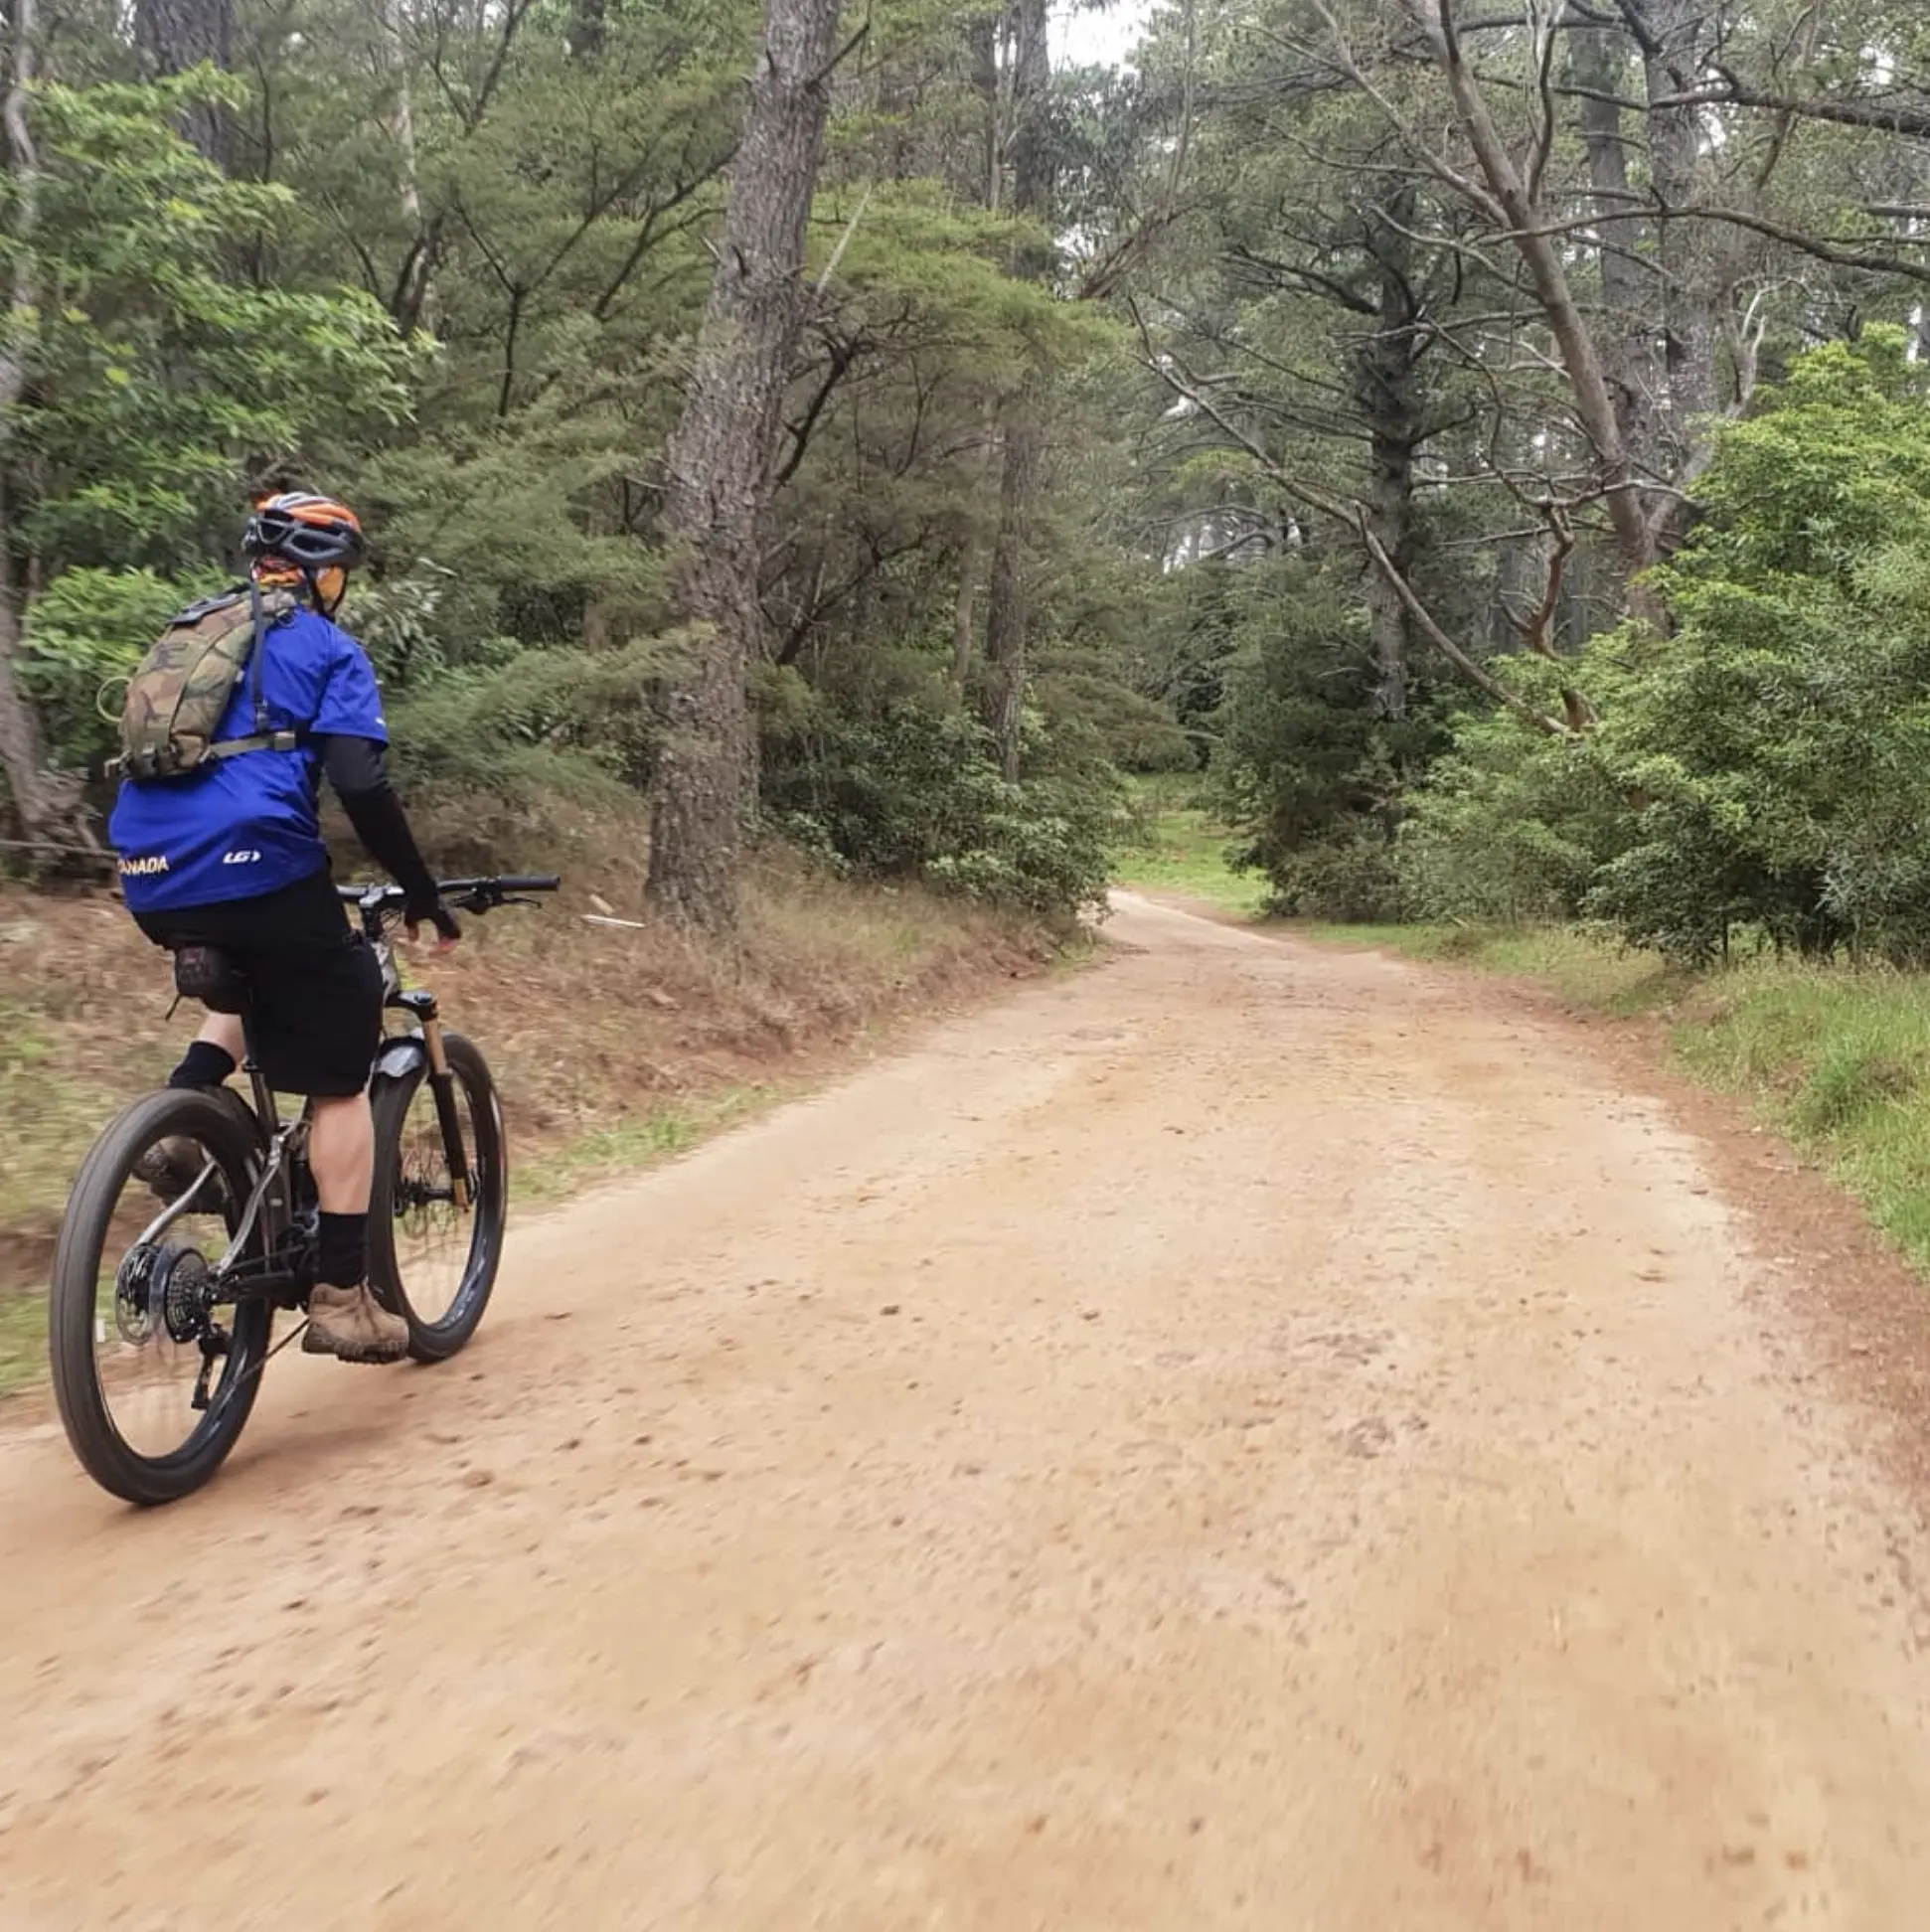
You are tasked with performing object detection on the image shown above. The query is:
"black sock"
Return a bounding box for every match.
[316,1211,369,1290]
[168,1041,238,1091]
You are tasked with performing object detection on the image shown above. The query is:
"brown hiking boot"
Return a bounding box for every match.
[303,1283,409,1365]
[132,1137,232,1214]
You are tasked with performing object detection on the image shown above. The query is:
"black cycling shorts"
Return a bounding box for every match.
[135,868,385,1099]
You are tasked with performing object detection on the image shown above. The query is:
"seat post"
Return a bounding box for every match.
[241,1020,277,1134]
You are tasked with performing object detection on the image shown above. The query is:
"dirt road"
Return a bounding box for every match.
[5,894,1930,1929]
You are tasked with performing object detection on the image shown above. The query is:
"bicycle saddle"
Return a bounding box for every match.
[171,943,252,1015]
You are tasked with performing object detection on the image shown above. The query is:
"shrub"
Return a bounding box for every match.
[1398,330,1930,964]
[1262,833,1407,923]
[388,634,676,813]
[1205,556,1454,904]
[762,698,1119,923]
[20,565,227,770]
[1398,691,1635,926]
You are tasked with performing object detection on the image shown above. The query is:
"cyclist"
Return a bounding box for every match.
[108,491,457,1366]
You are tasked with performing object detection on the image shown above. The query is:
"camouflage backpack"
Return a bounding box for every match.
[113,583,300,782]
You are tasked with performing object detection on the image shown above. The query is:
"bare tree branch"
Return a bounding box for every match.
[1128,302,1572,735]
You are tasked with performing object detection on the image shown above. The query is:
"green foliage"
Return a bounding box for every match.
[1211,565,1385,850]
[1584,332,1930,963]
[1033,654,1196,771]
[2,3,1160,928]
[1261,831,1408,923]
[18,566,226,767]
[763,698,1121,921]
[389,635,678,809]
[819,182,1118,375]
[1400,332,1930,965]
[1397,683,1635,925]
[1180,557,1450,917]
[11,76,421,575]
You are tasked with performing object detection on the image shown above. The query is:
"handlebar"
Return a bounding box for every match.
[439,875,563,907]
[337,874,562,933]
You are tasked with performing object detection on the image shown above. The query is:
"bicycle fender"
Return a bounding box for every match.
[373,1033,427,1084]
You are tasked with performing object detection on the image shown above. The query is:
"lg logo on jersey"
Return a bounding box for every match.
[222,850,262,866]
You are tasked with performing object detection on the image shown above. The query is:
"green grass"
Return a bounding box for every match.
[1309,922,1689,1018]
[0,1291,41,1399]
[1311,920,1930,1277]
[0,1003,163,1239]
[1668,967,1930,1263]
[1111,775,1270,918]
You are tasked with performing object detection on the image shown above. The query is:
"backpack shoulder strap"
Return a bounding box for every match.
[171,587,249,628]
[209,584,302,761]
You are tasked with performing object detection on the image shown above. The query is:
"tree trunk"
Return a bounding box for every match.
[1631,0,1718,515]
[981,385,1039,775]
[1357,194,1422,720]
[979,0,1051,780]
[949,526,984,703]
[1569,20,1664,476]
[943,18,1017,711]
[645,0,846,935]
[375,0,432,331]
[947,12,1005,707]
[134,0,234,165]
[970,12,1001,214]
[568,0,606,61]
[1414,1,1664,619]
[1362,444,1413,719]
[0,0,60,847]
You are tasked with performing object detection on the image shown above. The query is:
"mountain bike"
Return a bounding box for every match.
[47,873,561,1507]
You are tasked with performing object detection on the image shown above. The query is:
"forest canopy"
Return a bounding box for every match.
[4,0,1930,954]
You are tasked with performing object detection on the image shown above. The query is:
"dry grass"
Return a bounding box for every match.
[0,815,1056,1390]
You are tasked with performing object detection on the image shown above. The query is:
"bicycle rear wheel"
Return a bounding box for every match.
[48,1088,270,1506]
[368,1032,508,1363]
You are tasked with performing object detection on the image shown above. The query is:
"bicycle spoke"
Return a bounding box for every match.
[201,1318,309,1432]
[389,1074,484,1326]
[86,1145,245,1462]
[129,1162,224,1248]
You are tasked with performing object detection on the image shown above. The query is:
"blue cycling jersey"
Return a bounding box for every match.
[109,605,389,914]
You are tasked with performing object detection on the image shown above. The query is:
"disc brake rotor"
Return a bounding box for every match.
[116,1245,213,1347]
[114,1245,159,1346]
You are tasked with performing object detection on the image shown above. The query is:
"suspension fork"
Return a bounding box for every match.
[395,990,472,1208]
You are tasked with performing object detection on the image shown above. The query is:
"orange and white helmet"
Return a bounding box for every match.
[242,491,366,572]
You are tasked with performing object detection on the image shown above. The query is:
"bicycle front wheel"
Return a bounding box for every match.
[48,1088,270,1507]
[368,1032,508,1363]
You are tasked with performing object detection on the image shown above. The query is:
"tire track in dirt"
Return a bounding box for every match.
[3,893,1929,1929]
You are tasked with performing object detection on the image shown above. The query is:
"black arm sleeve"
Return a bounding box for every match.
[318,733,439,914]
[318,731,389,797]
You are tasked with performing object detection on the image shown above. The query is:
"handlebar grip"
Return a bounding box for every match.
[495,875,562,892]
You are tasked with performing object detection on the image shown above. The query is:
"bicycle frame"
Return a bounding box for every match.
[183,1000,437,1320]
[51,869,563,1497]
[160,874,560,1335]
[160,939,467,1410]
